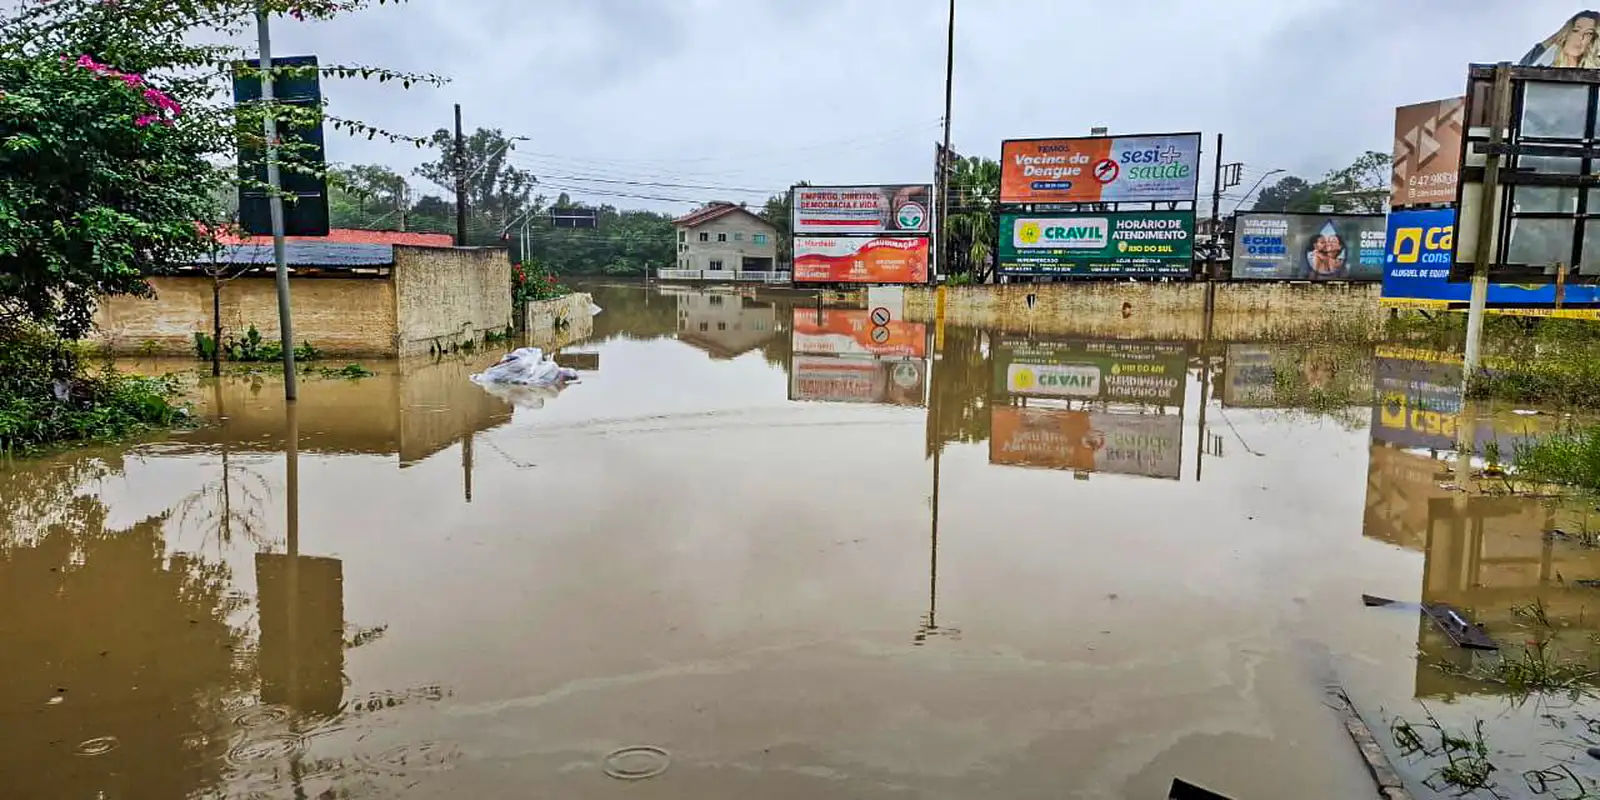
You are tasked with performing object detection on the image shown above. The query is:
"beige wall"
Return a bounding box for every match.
[92,275,398,356]
[394,245,512,358]
[524,292,595,341]
[676,213,779,272]
[904,282,1385,342]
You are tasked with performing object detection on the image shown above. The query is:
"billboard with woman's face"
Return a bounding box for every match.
[1520,10,1600,67]
[1231,213,1387,281]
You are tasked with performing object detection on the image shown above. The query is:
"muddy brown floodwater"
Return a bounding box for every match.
[5,283,1599,799]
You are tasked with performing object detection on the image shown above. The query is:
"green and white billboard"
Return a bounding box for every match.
[998,211,1195,277]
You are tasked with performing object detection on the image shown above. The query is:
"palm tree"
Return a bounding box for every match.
[942,156,1000,282]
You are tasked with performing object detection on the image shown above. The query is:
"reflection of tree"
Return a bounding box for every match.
[927,325,992,457]
[760,305,794,370]
[0,457,250,799]
[173,452,277,558]
[1266,344,1375,429]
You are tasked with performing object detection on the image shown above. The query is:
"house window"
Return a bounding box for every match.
[678,230,686,242]
[699,322,709,332]
[753,234,768,245]
[717,322,727,331]
[709,295,724,306]
[709,259,724,271]
[679,244,687,253]
[718,233,728,242]
[699,232,709,242]
[735,232,744,241]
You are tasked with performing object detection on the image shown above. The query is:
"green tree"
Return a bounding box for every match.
[328,163,409,229]
[761,181,808,265]
[415,127,537,240]
[0,54,219,338]
[1251,151,1393,214]
[943,156,1000,281]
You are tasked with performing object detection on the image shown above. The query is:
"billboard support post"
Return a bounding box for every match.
[1463,63,1513,383]
[938,0,955,281]
[1209,133,1223,281]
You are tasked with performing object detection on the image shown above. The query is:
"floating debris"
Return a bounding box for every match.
[1169,778,1233,799]
[74,736,120,757]
[1422,603,1498,650]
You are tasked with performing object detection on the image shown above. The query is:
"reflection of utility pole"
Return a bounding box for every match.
[462,431,474,503]
[1195,350,1210,482]
[283,400,303,797]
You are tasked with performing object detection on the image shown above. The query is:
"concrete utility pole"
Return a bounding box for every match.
[256,4,297,401]
[454,103,468,246]
[937,0,955,281]
[1209,133,1223,280]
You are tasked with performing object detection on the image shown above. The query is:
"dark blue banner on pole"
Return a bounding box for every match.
[1383,208,1600,307]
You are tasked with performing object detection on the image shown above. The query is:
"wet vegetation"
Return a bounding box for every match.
[1516,425,1600,493]
[0,325,183,455]
[1386,312,1600,408]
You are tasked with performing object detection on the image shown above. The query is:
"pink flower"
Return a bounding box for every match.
[134,114,158,127]
[119,73,143,88]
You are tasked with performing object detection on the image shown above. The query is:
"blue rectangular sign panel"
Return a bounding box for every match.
[1383,208,1600,306]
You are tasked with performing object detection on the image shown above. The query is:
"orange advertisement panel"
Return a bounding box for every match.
[792,236,929,284]
[999,133,1201,204]
[791,308,927,358]
[1390,97,1464,209]
[989,406,1096,471]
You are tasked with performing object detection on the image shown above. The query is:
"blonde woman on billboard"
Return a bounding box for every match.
[1520,11,1600,68]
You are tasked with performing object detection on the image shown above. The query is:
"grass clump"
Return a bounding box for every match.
[1515,425,1600,492]
[318,364,374,380]
[0,325,183,455]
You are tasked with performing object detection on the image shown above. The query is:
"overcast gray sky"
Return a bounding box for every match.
[272,0,1579,212]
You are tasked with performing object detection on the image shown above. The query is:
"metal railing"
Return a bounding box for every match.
[656,269,791,284]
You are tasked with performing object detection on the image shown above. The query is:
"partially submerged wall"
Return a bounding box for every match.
[904,282,1384,341]
[92,275,398,356]
[394,246,512,357]
[524,292,595,341]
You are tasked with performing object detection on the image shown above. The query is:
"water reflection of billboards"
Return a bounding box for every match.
[792,308,927,358]
[789,355,926,406]
[993,338,1187,405]
[256,553,345,717]
[1371,349,1466,450]
[989,406,1181,480]
[1222,345,1277,407]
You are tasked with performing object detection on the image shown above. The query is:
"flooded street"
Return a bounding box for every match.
[5,283,1597,799]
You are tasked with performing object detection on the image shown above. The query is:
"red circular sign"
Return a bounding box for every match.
[1092,158,1120,184]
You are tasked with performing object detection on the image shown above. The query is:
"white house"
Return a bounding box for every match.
[669,202,781,280]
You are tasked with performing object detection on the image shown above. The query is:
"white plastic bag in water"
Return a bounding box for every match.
[470,347,579,386]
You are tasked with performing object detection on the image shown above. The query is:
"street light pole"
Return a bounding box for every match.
[937,0,955,281]
[255,3,297,401]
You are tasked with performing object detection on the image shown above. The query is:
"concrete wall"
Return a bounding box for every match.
[676,213,779,272]
[394,246,512,358]
[92,275,398,356]
[524,292,594,341]
[904,282,1385,342]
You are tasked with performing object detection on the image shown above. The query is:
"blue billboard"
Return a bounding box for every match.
[1382,208,1600,307]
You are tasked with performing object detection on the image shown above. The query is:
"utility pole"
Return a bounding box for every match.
[937,0,955,281]
[255,4,297,401]
[1209,133,1223,281]
[1464,63,1513,380]
[454,103,467,246]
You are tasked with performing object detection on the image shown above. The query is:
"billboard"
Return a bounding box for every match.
[789,355,926,406]
[999,133,1201,204]
[792,236,929,284]
[997,211,1195,277]
[992,338,1188,406]
[1519,11,1600,67]
[1232,212,1387,281]
[989,406,1181,480]
[1221,345,1278,407]
[792,308,928,358]
[1391,97,1465,209]
[1383,208,1600,309]
[234,55,329,236]
[792,185,933,235]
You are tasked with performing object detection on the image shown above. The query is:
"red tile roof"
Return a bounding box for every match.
[212,228,454,247]
[673,202,773,230]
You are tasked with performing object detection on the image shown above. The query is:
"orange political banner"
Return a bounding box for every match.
[791,308,928,358]
[1000,134,1200,204]
[792,236,929,284]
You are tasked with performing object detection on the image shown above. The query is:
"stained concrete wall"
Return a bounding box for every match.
[92,275,398,356]
[394,246,513,358]
[524,292,595,341]
[904,282,1385,342]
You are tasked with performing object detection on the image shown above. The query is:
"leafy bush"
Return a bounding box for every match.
[221,325,320,363]
[513,259,569,303]
[0,325,181,455]
[1515,425,1600,492]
